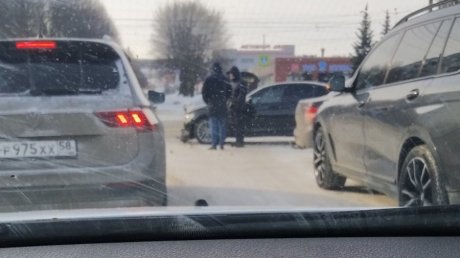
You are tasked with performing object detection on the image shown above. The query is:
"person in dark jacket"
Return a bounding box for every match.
[227,66,248,147]
[202,63,232,150]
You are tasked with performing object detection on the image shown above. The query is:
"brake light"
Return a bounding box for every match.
[16,41,56,49]
[305,105,318,123]
[116,113,130,127]
[130,110,149,127]
[96,109,158,131]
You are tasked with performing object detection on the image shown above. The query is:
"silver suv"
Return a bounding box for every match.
[0,39,166,207]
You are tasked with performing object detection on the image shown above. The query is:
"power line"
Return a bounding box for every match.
[110,9,414,21]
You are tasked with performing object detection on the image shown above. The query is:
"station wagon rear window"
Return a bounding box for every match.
[441,19,460,74]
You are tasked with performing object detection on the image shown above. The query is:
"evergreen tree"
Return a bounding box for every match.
[382,10,391,36]
[351,4,374,72]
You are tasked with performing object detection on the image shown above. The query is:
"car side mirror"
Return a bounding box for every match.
[328,75,346,92]
[148,91,165,104]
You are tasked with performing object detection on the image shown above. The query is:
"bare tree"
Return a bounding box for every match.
[0,0,47,38]
[47,0,119,42]
[152,1,227,96]
[0,0,119,42]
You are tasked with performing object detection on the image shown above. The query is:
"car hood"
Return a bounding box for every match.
[185,101,207,114]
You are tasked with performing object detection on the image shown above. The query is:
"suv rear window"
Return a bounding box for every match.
[0,41,121,96]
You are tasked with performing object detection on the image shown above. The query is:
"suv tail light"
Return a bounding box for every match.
[305,105,318,123]
[95,109,158,131]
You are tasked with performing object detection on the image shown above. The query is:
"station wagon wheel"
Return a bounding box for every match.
[313,128,346,190]
[398,145,448,207]
[194,118,212,144]
[313,130,327,185]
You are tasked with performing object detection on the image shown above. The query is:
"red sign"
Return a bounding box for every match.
[291,63,300,73]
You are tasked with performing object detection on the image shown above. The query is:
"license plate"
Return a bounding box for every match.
[0,140,77,158]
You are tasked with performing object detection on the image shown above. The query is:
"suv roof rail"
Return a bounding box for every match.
[102,35,115,42]
[393,0,459,28]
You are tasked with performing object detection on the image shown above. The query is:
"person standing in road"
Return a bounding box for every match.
[202,63,232,150]
[227,66,248,147]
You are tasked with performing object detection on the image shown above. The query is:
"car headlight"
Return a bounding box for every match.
[184,113,195,123]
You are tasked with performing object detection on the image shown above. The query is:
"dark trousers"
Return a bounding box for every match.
[209,116,227,148]
[232,112,245,144]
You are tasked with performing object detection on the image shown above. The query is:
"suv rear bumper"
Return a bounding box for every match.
[0,163,165,189]
[0,130,167,207]
[0,179,167,209]
[294,123,313,149]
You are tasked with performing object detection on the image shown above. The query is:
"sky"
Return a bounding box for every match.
[101,0,427,59]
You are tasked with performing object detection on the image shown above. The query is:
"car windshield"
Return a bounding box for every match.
[0,0,459,238]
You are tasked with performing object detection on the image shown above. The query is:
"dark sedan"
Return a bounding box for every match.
[181,82,329,144]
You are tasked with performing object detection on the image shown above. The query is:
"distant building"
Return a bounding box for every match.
[275,57,353,83]
[217,45,295,85]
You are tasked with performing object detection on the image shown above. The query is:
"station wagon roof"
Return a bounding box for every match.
[393,3,460,33]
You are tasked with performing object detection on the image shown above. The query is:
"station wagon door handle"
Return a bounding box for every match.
[406,89,419,101]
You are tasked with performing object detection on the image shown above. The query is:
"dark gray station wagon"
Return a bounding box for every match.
[314,3,460,207]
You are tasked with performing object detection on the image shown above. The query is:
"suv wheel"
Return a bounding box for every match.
[313,128,346,190]
[398,145,448,207]
[194,118,211,144]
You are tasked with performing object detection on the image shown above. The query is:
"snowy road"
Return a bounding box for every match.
[159,103,397,208]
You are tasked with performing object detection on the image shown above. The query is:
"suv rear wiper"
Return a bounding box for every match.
[30,88,78,96]
[30,88,102,96]
[78,88,103,94]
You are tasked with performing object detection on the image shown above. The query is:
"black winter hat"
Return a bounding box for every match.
[227,66,241,81]
[212,62,223,73]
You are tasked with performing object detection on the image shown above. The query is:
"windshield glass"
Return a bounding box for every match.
[0,0,459,227]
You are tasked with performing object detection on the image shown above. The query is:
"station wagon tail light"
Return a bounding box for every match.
[305,105,318,123]
[95,109,158,131]
[16,41,57,49]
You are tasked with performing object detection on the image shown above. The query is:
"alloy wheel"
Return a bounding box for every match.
[196,119,211,144]
[400,157,433,207]
[314,131,326,184]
